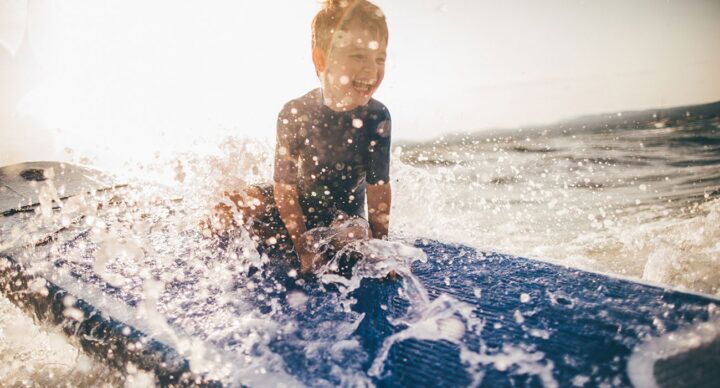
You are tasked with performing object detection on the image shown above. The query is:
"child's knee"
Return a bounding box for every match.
[345,220,371,240]
[207,202,237,233]
[231,186,271,220]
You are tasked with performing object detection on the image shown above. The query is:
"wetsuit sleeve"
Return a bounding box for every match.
[273,104,299,185]
[366,110,392,185]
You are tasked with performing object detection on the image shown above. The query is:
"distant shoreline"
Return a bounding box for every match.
[399,99,720,146]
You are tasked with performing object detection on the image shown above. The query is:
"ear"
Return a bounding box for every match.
[312,47,326,74]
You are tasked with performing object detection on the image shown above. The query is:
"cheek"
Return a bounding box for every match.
[329,65,353,87]
[376,68,385,85]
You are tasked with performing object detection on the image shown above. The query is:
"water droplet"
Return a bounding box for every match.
[352,118,363,128]
[514,310,525,324]
[287,291,308,312]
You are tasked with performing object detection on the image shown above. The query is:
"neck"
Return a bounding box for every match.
[318,74,358,112]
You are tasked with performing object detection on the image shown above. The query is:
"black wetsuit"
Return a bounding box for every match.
[249,89,392,251]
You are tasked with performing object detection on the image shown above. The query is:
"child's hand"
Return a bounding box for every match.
[298,248,316,274]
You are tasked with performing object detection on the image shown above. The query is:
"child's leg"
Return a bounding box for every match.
[226,185,271,222]
[202,186,267,234]
[204,185,289,247]
[234,185,298,256]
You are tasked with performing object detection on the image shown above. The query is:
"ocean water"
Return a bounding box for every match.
[393,116,720,296]
[1,116,719,386]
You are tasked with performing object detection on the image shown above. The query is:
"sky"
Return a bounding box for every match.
[1,0,719,165]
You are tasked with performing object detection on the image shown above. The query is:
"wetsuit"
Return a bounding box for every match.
[248,88,392,252]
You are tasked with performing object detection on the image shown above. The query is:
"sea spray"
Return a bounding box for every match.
[315,225,558,386]
[1,117,719,384]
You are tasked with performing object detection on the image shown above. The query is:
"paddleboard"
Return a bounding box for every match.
[1,162,718,387]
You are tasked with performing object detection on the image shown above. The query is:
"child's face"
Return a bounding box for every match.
[319,22,387,111]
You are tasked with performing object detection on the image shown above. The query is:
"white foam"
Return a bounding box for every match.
[2,174,305,386]
[3,130,719,385]
[627,305,720,388]
[0,296,125,385]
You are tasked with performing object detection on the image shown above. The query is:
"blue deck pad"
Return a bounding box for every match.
[359,241,717,387]
[1,163,718,386]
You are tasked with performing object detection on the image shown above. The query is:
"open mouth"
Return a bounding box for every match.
[352,80,375,94]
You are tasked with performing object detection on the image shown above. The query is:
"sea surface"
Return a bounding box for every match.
[394,116,720,296]
[1,116,719,386]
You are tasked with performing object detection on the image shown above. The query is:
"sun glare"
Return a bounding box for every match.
[18,1,317,170]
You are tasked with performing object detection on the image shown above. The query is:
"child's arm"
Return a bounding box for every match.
[274,103,317,271]
[273,182,314,272]
[366,110,392,239]
[367,182,392,239]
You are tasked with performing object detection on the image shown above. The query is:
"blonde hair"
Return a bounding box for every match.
[312,0,388,55]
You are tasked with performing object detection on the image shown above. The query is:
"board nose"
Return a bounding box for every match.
[1,161,120,215]
[19,168,46,182]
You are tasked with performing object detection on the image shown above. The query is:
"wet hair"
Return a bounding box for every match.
[312,0,388,55]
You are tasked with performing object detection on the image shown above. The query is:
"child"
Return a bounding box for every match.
[207,0,391,274]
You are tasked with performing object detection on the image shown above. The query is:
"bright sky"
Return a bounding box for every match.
[1,0,719,165]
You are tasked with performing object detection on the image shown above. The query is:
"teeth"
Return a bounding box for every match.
[353,80,375,92]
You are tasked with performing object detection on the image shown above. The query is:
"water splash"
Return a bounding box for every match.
[1,118,719,385]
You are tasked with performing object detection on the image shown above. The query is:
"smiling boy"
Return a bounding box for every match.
[209,0,391,274]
